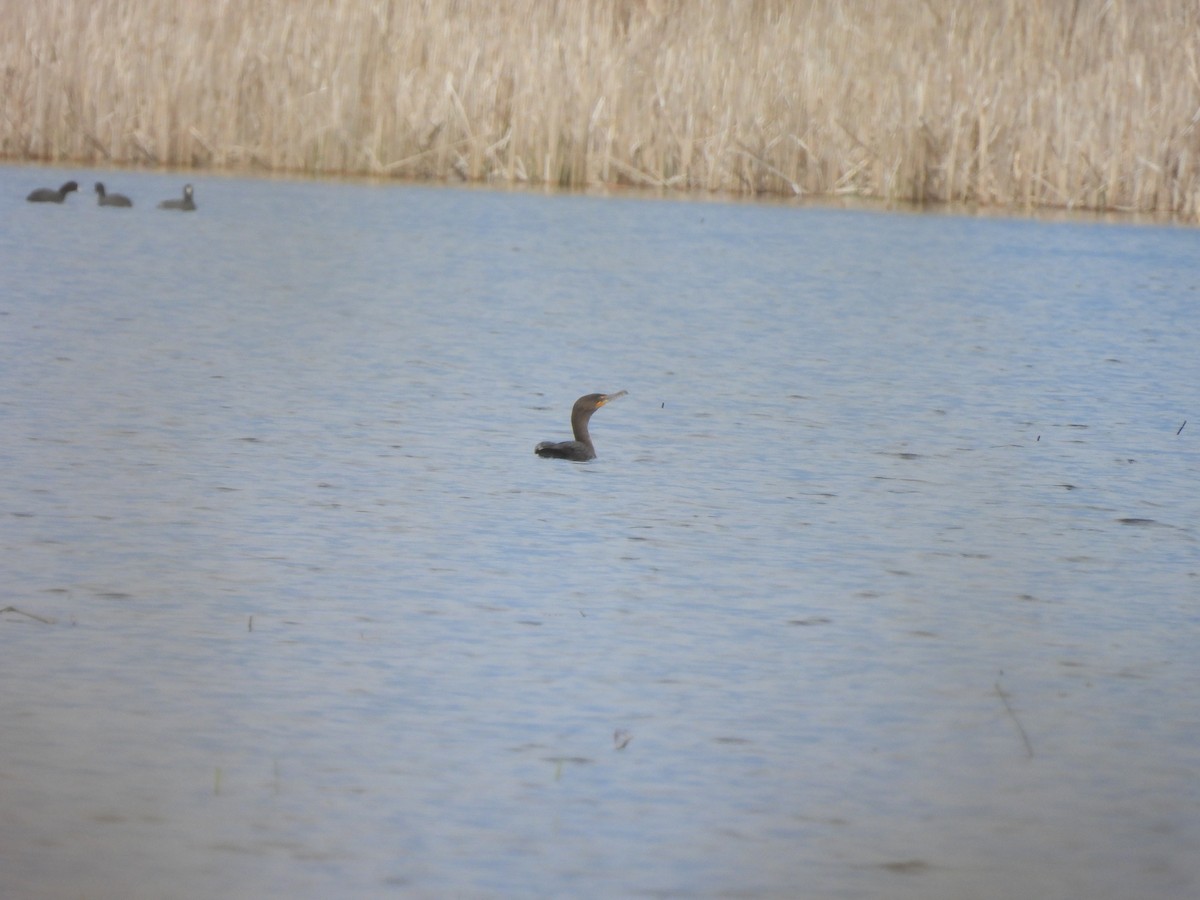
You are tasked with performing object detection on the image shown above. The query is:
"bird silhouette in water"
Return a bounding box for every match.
[94,182,132,207]
[27,181,79,203]
[159,184,196,211]
[535,391,627,461]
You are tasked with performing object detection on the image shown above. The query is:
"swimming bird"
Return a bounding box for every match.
[535,391,627,461]
[158,184,196,211]
[94,182,132,207]
[26,181,79,203]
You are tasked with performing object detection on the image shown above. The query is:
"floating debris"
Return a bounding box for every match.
[994,676,1034,759]
[878,859,934,874]
[0,606,57,624]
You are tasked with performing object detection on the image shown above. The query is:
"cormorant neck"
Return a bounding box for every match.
[570,406,595,451]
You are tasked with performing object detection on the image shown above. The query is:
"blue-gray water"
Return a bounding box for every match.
[2,165,1198,899]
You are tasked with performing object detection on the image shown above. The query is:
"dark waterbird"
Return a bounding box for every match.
[159,184,196,210]
[94,182,132,207]
[26,180,79,203]
[535,391,627,461]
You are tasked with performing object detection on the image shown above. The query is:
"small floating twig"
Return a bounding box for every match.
[994,675,1034,759]
[0,606,57,625]
[1177,420,1187,436]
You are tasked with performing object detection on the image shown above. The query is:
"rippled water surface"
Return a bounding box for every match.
[2,165,1198,899]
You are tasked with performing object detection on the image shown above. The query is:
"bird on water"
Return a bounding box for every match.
[535,391,627,461]
[27,181,79,203]
[159,184,196,210]
[94,182,132,207]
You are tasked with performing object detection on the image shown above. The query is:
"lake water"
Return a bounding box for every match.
[2,164,1198,899]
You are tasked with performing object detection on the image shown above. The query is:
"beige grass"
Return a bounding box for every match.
[3,0,1199,218]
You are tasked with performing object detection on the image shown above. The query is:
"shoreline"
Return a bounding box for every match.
[8,159,1188,230]
[6,0,1197,222]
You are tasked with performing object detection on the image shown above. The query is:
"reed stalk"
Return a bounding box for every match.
[3,0,1198,219]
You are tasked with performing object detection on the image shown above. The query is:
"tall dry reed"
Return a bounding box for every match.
[3,0,1199,218]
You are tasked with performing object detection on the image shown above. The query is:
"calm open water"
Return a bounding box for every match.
[1,165,1198,899]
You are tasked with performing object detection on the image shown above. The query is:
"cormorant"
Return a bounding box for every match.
[535,391,627,461]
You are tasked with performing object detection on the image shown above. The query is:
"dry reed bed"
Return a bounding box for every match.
[3,0,1199,218]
